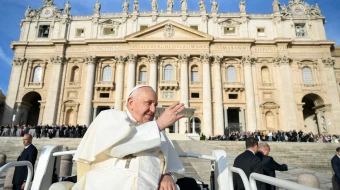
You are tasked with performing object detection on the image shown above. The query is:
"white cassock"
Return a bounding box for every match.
[72,109,185,190]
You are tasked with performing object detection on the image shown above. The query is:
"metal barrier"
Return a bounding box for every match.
[249,173,321,190]
[0,161,33,190]
[228,166,251,190]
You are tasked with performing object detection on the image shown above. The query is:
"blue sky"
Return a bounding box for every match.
[0,0,339,96]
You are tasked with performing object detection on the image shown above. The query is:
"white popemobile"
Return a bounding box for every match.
[0,107,321,190]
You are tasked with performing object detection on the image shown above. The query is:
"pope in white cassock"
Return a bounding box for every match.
[72,85,187,190]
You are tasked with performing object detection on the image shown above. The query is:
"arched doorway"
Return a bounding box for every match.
[65,109,75,125]
[265,111,275,130]
[189,117,201,134]
[302,93,324,135]
[21,92,42,126]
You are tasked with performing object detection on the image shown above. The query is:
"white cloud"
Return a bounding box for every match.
[0,47,12,65]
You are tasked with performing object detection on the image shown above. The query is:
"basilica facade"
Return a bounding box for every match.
[2,0,340,136]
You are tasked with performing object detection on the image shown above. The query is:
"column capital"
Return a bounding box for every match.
[84,56,97,65]
[13,57,26,66]
[178,54,189,64]
[212,55,222,66]
[115,55,126,65]
[274,55,292,65]
[322,57,335,68]
[241,56,256,65]
[200,54,211,64]
[50,55,66,65]
[148,54,159,63]
[127,54,137,63]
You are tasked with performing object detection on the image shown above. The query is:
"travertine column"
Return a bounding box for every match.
[126,54,137,93]
[43,56,65,125]
[148,54,159,92]
[276,56,298,130]
[240,108,245,132]
[322,58,340,133]
[201,54,213,136]
[82,56,97,126]
[212,56,225,135]
[2,58,25,125]
[179,54,189,134]
[242,56,257,132]
[114,56,126,110]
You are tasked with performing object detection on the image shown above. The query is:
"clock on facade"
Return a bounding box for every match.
[40,7,54,17]
[292,4,306,15]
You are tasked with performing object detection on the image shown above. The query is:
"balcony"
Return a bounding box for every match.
[95,81,115,91]
[223,82,244,92]
[159,80,179,90]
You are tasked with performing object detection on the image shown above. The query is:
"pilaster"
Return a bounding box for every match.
[114,55,126,110]
[81,56,97,126]
[179,54,189,134]
[242,56,257,132]
[212,55,225,135]
[148,54,159,92]
[2,57,26,125]
[201,54,213,136]
[126,54,137,94]
[43,55,65,125]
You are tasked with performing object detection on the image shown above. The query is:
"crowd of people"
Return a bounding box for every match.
[0,124,88,138]
[207,129,340,143]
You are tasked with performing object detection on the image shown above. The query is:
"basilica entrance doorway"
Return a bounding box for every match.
[189,117,201,134]
[302,93,325,135]
[20,91,41,126]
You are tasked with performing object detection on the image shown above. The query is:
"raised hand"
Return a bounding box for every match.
[156,102,185,131]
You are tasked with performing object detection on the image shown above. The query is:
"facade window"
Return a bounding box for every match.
[261,66,270,83]
[32,66,42,82]
[227,66,236,82]
[75,29,85,37]
[99,93,110,98]
[139,66,147,82]
[302,66,313,84]
[191,93,199,98]
[191,66,199,82]
[164,64,173,81]
[229,94,238,99]
[103,28,116,35]
[190,25,198,30]
[257,28,265,37]
[295,24,307,37]
[140,25,148,31]
[102,66,112,81]
[38,25,50,38]
[70,66,79,82]
[224,27,235,35]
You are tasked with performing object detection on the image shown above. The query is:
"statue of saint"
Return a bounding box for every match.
[122,0,129,13]
[133,0,139,13]
[239,0,246,13]
[272,0,280,13]
[167,0,174,12]
[94,1,101,14]
[211,0,218,13]
[64,1,71,15]
[43,0,53,5]
[151,0,158,12]
[181,0,187,13]
[25,6,31,17]
[199,0,206,13]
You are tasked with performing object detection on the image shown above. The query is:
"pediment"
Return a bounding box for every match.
[218,19,242,26]
[125,20,213,42]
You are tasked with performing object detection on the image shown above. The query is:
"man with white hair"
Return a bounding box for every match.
[71,85,194,190]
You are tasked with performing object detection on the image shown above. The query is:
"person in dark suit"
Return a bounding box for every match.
[12,134,38,190]
[256,142,288,190]
[331,147,340,190]
[233,137,266,190]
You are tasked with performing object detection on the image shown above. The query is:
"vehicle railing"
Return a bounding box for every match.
[0,161,33,190]
[52,150,77,157]
[229,166,251,190]
[178,152,215,160]
[249,173,321,190]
